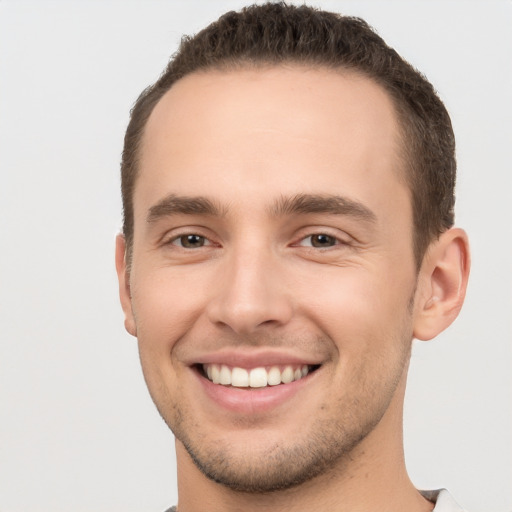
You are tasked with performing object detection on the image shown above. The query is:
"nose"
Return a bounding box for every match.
[206,247,293,335]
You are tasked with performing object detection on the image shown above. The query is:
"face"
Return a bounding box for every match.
[119,66,419,492]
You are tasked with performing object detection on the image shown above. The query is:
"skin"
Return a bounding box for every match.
[116,66,470,512]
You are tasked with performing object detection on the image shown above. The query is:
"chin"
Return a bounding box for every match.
[168,402,383,494]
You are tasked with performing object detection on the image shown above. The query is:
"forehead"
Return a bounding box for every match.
[137,65,407,219]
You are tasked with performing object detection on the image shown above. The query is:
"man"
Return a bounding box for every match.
[115,3,470,511]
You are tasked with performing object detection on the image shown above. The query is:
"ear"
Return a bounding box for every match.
[413,228,470,341]
[115,234,137,337]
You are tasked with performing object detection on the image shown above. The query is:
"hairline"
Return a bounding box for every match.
[126,61,427,269]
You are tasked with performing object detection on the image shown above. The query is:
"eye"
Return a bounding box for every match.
[172,234,209,249]
[300,234,339,248]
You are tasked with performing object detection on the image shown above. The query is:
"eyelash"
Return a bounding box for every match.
[167,233,214,249]
[296,233,345,249]
[164,231,349,250]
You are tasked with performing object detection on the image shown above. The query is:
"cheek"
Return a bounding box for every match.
[131,270,198,413]
[300,265,415,352]
[131,267,211,352]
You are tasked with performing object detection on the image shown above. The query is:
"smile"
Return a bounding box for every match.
[202,364,318,388]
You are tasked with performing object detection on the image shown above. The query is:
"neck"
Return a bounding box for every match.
[175,375,433,512]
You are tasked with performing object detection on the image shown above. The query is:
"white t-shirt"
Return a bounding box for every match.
[422,489,467,511]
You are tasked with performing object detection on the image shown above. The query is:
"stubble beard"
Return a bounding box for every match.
[160,334,412,494]
[175,407,380,493]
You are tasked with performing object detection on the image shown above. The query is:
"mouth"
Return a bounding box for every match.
[199,363,321,388]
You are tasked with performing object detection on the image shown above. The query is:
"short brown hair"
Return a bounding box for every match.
[121,2,455,267]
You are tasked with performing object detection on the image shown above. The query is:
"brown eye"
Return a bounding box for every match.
[176,234,206,248]
[309,234,337,247]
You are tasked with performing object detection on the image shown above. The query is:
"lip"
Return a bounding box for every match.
[192,363,320,414]
[185,348,324,414]
[189,348,324,369]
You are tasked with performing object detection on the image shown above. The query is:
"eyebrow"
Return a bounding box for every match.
[146,194,225,223]
[146,192,376,224]
[270,193,377,223]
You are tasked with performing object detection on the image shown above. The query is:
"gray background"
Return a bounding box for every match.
[0,1,510,511]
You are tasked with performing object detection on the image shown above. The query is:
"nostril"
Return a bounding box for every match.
[205,267,294,335]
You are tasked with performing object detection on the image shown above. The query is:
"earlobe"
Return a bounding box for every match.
[115,234,137,337]
[413,228,470,341]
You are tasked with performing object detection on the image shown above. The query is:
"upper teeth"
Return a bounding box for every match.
[203,364,310,388]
